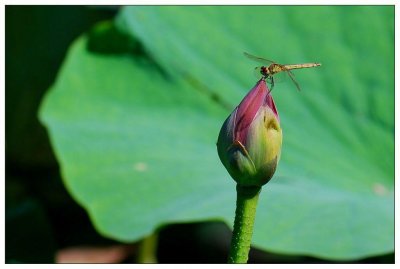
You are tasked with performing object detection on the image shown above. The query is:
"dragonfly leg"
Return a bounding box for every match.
[266,76,274,93]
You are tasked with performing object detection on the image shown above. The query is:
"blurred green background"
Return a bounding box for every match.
[6,6,394,263]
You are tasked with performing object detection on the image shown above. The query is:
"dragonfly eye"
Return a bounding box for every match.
[253,66,269,79]
[260,66,269,76]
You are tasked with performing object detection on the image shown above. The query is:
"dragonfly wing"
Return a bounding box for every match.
[271,70,287,83]
[244,52,276,64]
[286,70,301,91]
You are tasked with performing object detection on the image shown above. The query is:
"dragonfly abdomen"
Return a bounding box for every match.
[282,63,321,71]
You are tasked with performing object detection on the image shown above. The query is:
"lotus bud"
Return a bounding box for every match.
[217,79,282,187]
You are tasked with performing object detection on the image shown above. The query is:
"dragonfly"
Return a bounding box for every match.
[244,52,321,91]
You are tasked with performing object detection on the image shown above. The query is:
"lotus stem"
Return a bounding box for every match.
[228,184,261,263]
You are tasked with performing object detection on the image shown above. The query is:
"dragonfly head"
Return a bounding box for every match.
[260,66,269,77]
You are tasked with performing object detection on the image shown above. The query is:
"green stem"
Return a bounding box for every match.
[136,233,158,263]
[228,184,261,263]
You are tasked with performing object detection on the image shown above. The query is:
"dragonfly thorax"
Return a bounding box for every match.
[260,64,283,78]
[267,64,285,75]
